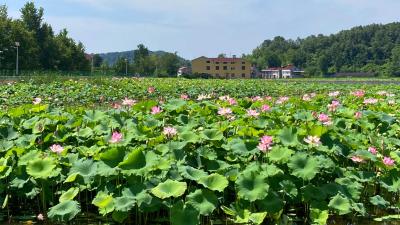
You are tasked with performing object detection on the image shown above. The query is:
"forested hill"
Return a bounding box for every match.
[99,50,189,66]
[248,22,400,76]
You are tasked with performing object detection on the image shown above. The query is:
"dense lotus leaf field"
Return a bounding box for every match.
[0,78,400,224]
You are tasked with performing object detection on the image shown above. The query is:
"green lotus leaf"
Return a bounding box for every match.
[256,192,284,213]
[310,208,329,225]
[201,129,224,141]
[59,187,79,203]
[164,99,187,111]
[179,131,200,143]
[288,152,319,180]
[118,148,146,170]
[92,191,115,215]
[69,159,96,183]
[151,179,187,199]
[171,200,199,225]
[26,158,56,179]
[48,200,81,221]
[278,127,299,146]
[112,211,129,223]
[268,147,294,163]
[198,173,228,192]
[233,209,267,225]
[236,171,269,201]
[84,110,107,122]
[179,166,208,181]
[114,196,136,212]
[100,147,126,167]
[18,150,40,166]
[328,194,351,215]
[369,195,389,207]
[279,180,298,198]
[186,189,218,216]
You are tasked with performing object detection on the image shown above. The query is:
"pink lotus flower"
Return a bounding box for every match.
[310,93,316,98]
[261,104,271,112]
[122,98,136,106]
[363,98,378,105]
[264,96,273,101]
[148,86,155,93]
[197,94,211,101]
[351,156,364,163]
[163,126,177,138]
[228,98,237,105]
[180,94,189,100]
[368,147,377,155]
[33,97,42,105]
[352,90,365,98]
[258,135,273,152]
[328,91,340,97]
[110,131,123,143]
[276,96,289,104]
[318,113,332,125]
[37,213,44,221]
[354,111,362,119]
[383,157,395,166]
[246,109,260,118]
[304,136,321,146]
[251,96,263,102]
[328,100,340,112]
[50,144,64,154]
[151,106,163,114]
[218,107,232,116]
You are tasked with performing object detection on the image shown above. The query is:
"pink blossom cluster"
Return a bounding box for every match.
[218,107,233,116]
[50,144,64,154]
[122,98,136,107]
[351,146,395,166]
[363,98,378,105]
[251,96,263,102]
[318,113,333,125]
[328,91,340,97]
[151,106,163,115]
[352,90,365,98]
[354,111,362,119]
[261,104,271,112]
[304,136,321,146]
[246,109,260,118]
[258,135,273,152]
[276,96,289,104]
[110,131,123,143]
[180,94,189,100]
[328,100,340,112]
[163,126,177,138]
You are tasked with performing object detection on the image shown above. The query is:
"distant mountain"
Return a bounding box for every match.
[98,50,189,66]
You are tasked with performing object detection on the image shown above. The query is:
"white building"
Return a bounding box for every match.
[261,65,304,79]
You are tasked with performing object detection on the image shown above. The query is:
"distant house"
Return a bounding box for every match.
[191,56,252,79]
[261,65,304,79]
[177,67,191,76]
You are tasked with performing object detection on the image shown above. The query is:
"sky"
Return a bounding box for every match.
[2,0,400,59]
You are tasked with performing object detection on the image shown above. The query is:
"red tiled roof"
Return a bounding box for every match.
[207,57,245,62]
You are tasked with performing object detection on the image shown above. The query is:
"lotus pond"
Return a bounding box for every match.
[0,78,400,225]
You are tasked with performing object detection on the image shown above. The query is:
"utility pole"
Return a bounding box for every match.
[125,58,128,76]
[14,42,20,76]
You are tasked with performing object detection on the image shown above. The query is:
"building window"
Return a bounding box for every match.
[231,62,235,64]
[223,62,228,64]
[231,67,235,70]
[223,66,228,70]
[206,66,210,70]
[242,66,246,70]
[216,62,220,64]
[216,66,219,70]
[242,73,245,78]
[231,74,235,78]
[242,62,245,64]
[206,61,210,63]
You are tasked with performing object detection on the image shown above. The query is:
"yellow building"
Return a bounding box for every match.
[191,56,252,79]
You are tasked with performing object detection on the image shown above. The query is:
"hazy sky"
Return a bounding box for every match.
[3,0,400,59]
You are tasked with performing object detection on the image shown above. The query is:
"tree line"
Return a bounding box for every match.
[0,2,90,72]
[246,23,400,76]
